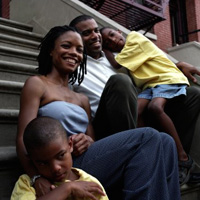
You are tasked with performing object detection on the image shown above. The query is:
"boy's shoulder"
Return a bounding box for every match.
[71,167,100,182]
[72,168,109,200]
[11,174,36,200]
[15,174,32,187]
[128,31,145,39]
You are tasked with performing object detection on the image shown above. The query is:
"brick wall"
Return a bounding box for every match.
[186,0,200,42]
[153,0,200,52]
[153,5,172,52]
[1,0,9,18]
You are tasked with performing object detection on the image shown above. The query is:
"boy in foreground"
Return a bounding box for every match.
[11,116,108,200]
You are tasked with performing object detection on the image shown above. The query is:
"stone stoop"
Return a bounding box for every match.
[0,146,23,200]
[0,17,41,199]
[181,184,200,200]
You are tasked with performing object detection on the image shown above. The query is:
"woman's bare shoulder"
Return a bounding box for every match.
[24,75,44,85]
[76,92,89,103]
[22,75,46,95]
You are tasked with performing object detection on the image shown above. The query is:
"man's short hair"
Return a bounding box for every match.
[69,15,94,27]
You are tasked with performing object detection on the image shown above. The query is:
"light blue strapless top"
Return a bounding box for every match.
[38,101,89,137]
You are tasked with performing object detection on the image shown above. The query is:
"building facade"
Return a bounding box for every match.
[0,0,200,52]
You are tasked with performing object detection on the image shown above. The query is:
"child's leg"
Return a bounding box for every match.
[137,98,150,127]
[148,97,188,161]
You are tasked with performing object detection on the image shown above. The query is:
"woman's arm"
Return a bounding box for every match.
[17,76,52,196]
[17,76,44,175]
[80,93,95,140]
[70,93,95,156]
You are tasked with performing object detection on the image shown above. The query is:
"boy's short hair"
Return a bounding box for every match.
[23,116,67,154]
[99,27,111,49]
[99,27,110,35]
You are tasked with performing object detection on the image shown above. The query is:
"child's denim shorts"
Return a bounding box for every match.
[138,84,187,100]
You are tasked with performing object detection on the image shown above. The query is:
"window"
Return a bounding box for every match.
[170,0,188,46]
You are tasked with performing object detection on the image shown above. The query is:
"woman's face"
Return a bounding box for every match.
[50,31,84,75]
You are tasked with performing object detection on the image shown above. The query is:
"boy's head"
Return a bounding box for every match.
[100,27,126,52]
[24,117,74,182]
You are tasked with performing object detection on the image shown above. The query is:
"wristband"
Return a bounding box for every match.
[30,175,41,186]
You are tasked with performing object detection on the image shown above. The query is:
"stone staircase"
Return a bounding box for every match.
[0,17,42,199]
[0,17,200,200]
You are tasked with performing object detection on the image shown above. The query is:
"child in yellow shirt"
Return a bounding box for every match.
[100,27,194,186]
[11,116,108,200]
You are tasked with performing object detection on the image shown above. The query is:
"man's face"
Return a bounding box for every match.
[75,19,102,59]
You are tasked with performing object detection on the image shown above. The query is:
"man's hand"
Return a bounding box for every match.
[176,61,200,83]
[70,133,94,156]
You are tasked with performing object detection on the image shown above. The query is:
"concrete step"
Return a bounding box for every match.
[0,33,40,52]
[0,146,23,200]
[0,24,43,42]
[0,17,33,32]
[0,60,37,82]
[0,45,38,65]
[0,109,18,146]
[0,80,23,109]
[181,184,200,200]
[0,122,18,146]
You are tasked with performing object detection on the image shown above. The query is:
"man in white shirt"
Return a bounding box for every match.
[70,15,200,150]
[70,16,138,140]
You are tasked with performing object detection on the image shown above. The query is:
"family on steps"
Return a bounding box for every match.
[11,15,200,200]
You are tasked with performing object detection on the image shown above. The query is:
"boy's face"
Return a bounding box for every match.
[30,136,74,183]
[75,19,102,59]
[101,28,125,52]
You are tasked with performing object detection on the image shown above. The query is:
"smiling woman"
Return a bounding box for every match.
[37,26,87,85]
[16,25,97,197]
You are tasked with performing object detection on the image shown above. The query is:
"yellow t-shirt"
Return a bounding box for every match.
[11,168,109,200]
[115,31,189,90]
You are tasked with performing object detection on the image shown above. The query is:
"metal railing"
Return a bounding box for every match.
[79,0,169,30]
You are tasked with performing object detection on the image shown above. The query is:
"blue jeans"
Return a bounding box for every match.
[73,127,180,200]
[138,84,187,99]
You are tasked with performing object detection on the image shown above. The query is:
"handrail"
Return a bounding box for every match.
[79,0,170,31]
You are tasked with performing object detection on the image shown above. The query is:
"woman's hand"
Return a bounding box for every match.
[70,134,94,156]
[176,61,200,83]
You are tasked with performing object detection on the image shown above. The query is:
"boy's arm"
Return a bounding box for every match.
[37,181,106,200]
[166,53,200,83]
[176,61,200,84]
[11,175,106,200]
[103,48,122,69]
